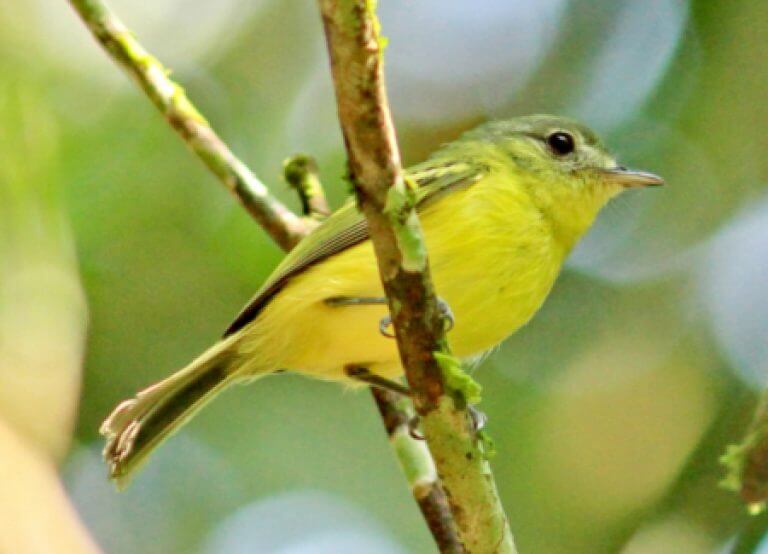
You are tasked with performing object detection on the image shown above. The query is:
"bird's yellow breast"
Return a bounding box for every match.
[235,171,567,381]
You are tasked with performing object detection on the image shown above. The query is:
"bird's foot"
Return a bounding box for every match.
[404,404,486,441]
[378,296,454,338]
[345,366,411,396]
[436,297,455,332]
[468,405,488,432]
[379,314,396,338]
[408,415,424,440]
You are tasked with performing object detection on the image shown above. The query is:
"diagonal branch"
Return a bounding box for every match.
[69,0,307,251]
[317,1,516,552]
[68,0,460,548]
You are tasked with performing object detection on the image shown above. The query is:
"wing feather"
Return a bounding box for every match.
[224,160,485,336]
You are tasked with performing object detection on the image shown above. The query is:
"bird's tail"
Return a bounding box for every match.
[100,335,259,489]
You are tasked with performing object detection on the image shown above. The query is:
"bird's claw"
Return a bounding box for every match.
[379,315,396,338]
[468,405,488,432]
[378,297,454,338]
[408,415,424,440]
[403,406,485,440]
[437,297,455,332]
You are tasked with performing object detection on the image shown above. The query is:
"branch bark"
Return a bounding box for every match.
[722,392,768,513]
[68,0,307,251]
[372,388,462,552]
[317,1,516,551]
[284,159,461,550]
[69,0,460,548]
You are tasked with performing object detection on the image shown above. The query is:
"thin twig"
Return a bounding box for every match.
[722,392,768,513]
[317,1,516,551]
[67,2,460,547]
[68,0,306,251]
[283,154,331,219]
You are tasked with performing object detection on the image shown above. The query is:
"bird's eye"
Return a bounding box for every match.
[546,132,575,156]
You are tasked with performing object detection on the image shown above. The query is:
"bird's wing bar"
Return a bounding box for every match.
[223,160,485,336]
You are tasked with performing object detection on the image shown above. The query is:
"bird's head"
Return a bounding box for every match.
[461,115,663,249]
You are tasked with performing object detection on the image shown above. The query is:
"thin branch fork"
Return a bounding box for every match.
[317,1,516,552]
[69,0,306,250]
[68,0,459,549]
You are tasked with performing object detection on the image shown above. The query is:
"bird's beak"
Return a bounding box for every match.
[600,166,664,188]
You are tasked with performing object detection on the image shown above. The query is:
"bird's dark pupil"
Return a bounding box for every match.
[547,132,575,155]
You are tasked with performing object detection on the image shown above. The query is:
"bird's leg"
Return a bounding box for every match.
[379,297,455,337]
[405,406,487,439]
[324,296,388,306]
[325,295,454,338]
[345,365,423,438]
[344,364,486,437]
[324,296,396,337]
[344,365,411,396]
[468,405,488,432]
[378,315,396,338]
[436,298,455,332]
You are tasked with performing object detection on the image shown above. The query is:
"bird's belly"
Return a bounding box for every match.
[431,247,559,359]
[237,244,396,379]
[419,180,563,359]
[239,186,563,382]
[240,237,560,382]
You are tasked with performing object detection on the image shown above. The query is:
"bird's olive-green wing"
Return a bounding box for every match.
[224,160,486,336]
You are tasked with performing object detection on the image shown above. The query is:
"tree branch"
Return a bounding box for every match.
[317,1,515,551]
[371,388,462,553]
[68,1,460,548]
[68,0,307,251]
[283,154,331,220]
[284,158,461,549]
[722,392,768,513]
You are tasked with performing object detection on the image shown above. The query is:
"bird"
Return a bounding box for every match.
[100,115,663,487]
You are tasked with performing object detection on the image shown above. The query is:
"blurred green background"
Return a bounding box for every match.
[1,0,767,552]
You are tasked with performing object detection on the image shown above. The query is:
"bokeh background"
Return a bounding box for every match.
[1,0,767,552]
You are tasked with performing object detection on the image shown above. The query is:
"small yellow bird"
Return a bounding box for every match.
[101,115,662,486]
